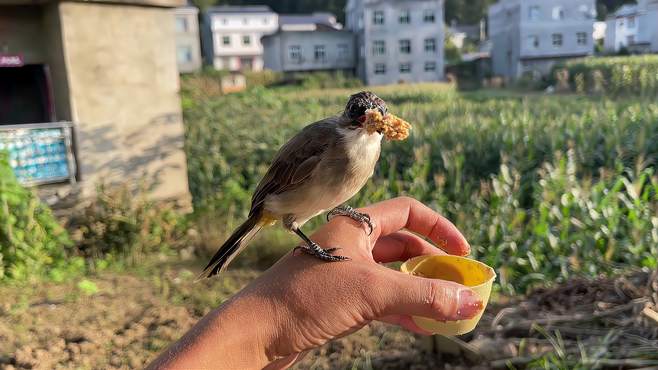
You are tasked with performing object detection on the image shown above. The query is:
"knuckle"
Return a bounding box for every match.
[427,281,459,320]
[397,195,416,204]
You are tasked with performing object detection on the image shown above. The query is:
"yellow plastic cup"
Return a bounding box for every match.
[400,255,496,336]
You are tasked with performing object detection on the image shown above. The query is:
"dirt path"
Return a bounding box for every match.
[2,264,656,369]
[0,265,435,370]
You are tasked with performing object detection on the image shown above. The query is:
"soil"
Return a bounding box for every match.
[1,263,656,370]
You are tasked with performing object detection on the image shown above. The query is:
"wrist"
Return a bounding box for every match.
[211,292,282,369]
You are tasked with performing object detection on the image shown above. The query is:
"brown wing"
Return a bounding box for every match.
[249,118,342,216]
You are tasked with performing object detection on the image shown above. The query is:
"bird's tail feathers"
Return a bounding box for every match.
[197,214,262,280]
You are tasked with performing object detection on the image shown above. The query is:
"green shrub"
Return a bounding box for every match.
[67,183,189,262]
[555,55,658,97]
[0,151,73,281]
[298,71,363,89]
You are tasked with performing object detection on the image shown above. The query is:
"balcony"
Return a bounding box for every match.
[0,122,77,186]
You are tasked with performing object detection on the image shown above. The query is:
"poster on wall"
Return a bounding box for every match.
[0,124,75,185]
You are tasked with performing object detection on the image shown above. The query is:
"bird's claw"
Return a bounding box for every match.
[294,243,349,262]
[327,205,374,235]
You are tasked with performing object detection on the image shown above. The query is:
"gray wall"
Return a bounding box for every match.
[489,0,595,79]
[262,30,355,72]
[175,7,202,73]
[347,0,444,86]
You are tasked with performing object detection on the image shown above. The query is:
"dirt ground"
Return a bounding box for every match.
[0,263,439,370]
[1,262,656,370]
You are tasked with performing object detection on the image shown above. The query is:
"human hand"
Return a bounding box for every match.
[148,197,483,370]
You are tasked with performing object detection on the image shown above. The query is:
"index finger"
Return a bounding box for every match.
[360,197,470,256]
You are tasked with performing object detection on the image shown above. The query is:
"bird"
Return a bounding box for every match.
[199,91,388,279]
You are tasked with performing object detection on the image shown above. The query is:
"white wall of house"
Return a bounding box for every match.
[262,29,356,73]
[204,6,278,71]
[346,0,444,86]
[604,0,658,53]
[489,0,595,79]
[174,6,202,73]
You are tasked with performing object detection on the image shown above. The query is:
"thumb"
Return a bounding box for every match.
[367,269,484,322]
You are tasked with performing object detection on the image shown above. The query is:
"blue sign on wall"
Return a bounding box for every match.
[0,124,75,185]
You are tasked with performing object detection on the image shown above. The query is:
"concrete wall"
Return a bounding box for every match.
[175,7,202,73]
[488,0,594,79]
[262,30,355,72]
[57,2,190,204]
[347,0,444,86]
[0,6,47,64]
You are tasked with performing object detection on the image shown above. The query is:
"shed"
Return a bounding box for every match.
[0,0,191,208]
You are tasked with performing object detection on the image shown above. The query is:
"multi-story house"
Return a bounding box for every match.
[174,6,202,73]
[604,0,658,54]
[488,0,596,80]
[202,6,278,71]
[262,14,356,74]
[345,0,444,85]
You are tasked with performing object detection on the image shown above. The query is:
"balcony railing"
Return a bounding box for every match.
[0,122,77,186]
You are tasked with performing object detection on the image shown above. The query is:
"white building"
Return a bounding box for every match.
[262,14,355,74]
[604,0,658,54]
[345,0,445,86]
[488,0,596,79]
[202,6,278,71]
[174,6,202,73]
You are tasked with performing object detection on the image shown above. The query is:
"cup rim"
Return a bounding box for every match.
[402,255,497,289]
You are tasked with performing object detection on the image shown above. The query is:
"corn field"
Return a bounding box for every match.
[558,55,658,97]
[182,82,658,294]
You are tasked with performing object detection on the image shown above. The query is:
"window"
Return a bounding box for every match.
[176,45,192,63]
[373,10,384,25]
[579,5,592,19]
[314,45,326,61]
[372,40,386,55]
[374,63,386,74]
[423,9,435,23]
[399,63,411,73]
[337,43,349,58]
[552,6,564,20]
[242,18,248,25]
[424,38,436,52]
[242,35,251,45]
[399,39,411,54]
[627,35,635,45]
[529,5,540,21]
[552,33,563,47]
[628,16,636,28]
[222,18,228,25]
[263,17,269,24]
[527,35,539,49]
[289,45,301,62]
[399,10,410,24]
[577,32,588,45]
[424,61,436,72]
[222,35,231,46]
[175,17,188,33]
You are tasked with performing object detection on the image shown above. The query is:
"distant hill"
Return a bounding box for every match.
[194,0,637,24]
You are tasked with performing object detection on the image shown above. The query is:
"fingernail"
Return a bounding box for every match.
[456,289,483,320]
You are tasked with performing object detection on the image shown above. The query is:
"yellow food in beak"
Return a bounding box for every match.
[364,109,412,141]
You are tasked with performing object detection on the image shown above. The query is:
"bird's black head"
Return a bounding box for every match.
[344,91,387,121]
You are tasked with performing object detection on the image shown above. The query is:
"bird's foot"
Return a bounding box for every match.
[294,242,350,262]
[327,205,374,235]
